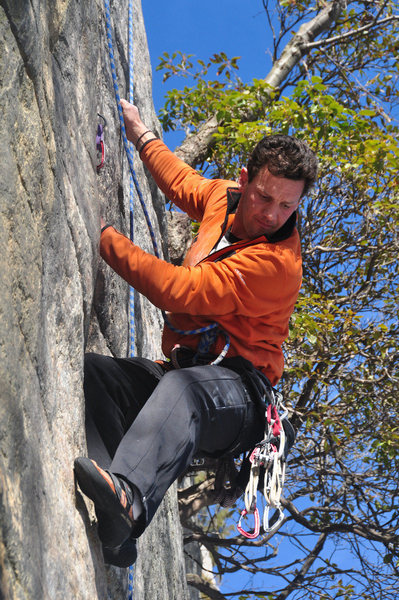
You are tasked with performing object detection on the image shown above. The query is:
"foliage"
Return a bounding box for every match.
[157,1,399,599]
[157,50,245,138]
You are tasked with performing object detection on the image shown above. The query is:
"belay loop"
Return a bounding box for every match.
[238,390,289,539]
[169,325,231,368]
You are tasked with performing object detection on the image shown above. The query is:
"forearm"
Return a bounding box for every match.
[99,226,234,315]
[99,226,290,318]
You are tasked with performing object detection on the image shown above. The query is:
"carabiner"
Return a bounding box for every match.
[237,508,261,539]
[96,114,107,171]
[263,505,284,534]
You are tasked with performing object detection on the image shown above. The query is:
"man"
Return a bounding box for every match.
[74,100,318,567]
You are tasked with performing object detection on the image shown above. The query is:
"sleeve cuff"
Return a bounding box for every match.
[138,138,158,158]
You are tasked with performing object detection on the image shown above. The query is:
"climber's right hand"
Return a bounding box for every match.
[120,99,151,148]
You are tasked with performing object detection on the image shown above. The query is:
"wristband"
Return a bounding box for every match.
[135,130,152,150]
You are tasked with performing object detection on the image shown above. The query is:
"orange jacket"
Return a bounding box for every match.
[100,139,302,385]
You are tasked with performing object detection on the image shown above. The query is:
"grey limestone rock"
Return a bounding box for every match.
[0,0,188,598]
[166,211,193,266]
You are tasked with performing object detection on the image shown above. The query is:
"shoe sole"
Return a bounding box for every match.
[74,457,133,547]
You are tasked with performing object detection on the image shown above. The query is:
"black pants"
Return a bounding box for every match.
[84,353,265,537]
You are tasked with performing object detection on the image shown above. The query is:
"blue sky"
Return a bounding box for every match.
[142,0,272,149]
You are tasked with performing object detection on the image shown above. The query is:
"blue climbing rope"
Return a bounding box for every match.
[128,0,135,361]
[104,0,160,259]
[127,2,135,596]
[104,2,136,596]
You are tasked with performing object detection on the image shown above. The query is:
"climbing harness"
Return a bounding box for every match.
[237,390,288,539]
[170,327,230,369]
[184,371,295,540]
[96,114,106,171]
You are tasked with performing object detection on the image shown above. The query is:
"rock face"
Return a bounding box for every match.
[0,1,188,598]
[166,212,193,266]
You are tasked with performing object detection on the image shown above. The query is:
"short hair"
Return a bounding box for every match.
[247,134,318,197]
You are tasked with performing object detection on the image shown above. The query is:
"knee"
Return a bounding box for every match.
[83,353,108,397]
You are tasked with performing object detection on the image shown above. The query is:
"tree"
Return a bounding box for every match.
[156,1,399,598]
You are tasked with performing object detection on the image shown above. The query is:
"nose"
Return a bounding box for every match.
[261,202,277,223]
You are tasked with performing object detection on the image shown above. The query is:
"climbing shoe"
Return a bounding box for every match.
[102,536,138,568]
[74,457,135,548]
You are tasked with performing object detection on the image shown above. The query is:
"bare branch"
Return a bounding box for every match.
[305,14,399,50]
[282,498,399,546]
[186,573,228,600]
[179,476,219,521]
[263,1,346,89]
[275,534,327,600]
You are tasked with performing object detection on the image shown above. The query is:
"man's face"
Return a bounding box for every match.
[231,166,304,240]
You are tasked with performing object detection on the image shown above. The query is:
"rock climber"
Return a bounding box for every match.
[74,99,318,567]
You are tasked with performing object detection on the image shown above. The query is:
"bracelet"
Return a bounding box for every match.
[135,130,152,150]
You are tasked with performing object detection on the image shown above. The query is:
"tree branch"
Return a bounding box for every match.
[274,533,327,600]
[305,14,399,50]
[186,573,227,600]
[263,0,346,89]
[179,476,223,521]
[282,498,399,545]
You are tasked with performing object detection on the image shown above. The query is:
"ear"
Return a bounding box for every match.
[237,167,248,191]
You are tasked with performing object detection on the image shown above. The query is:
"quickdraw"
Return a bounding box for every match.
[237,390,288,539]
[96,114,106,172]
